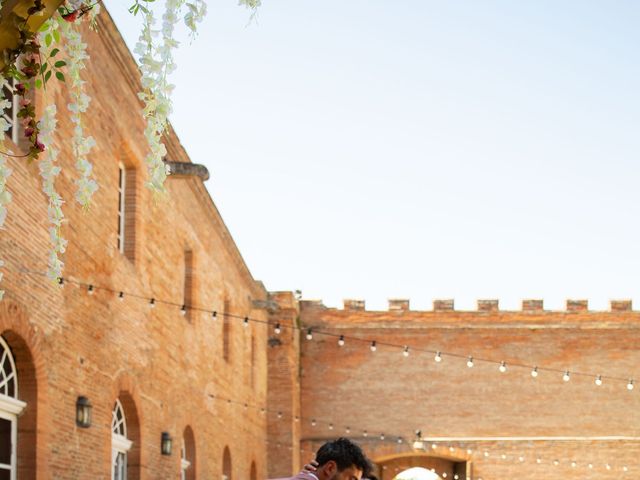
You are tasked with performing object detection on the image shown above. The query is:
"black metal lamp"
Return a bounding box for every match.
[161,432,172,455]
[76,396,92,428]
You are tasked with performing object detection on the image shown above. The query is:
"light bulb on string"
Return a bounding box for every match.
[243,317,249,327]
[345,426,351,434]
[380,433,385,440]
[403,345,410,357]
[571,461,576,468]
[519,456,524,462]
[363,430,368,437]
[553,460,559,466]
[466,449,473,455]
[483,451,489,458]
[328,423,333,430]
[434,351,442,363]
[277,412,283,419]
[627,379,634,390]
[338,335,345,347]
[118,291,124,301]
[274,323,281,335]
[467,356,474,368]
[501,454,506,460]
[536,458,542,464]
[311,419,316,427]
[499,361,507,373]
[449,446,455,453]
[87,285,94,295]
[149,298,156,308]
[57,277,64,286]
[606,464,611,471]
[531,366,538,378]
[588,463,593,469]
[212,311,217,320]
[562,371,570,382]
[397,437,403,444]
[370,341,377,352]
[306,328,313,340]
[623,466,629,472]
[180,305,187,316]
[595,375,602,386]
[431,443,437,450]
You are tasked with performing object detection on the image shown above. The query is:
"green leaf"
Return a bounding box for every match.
[44,70,52,83]
[40,63,47,74]
[38,22,50,32]
[53,30,60,43]
[54,60,66,68]
[35,79,42,89]
[45,33,52,47]
[55,71,65,82]
[50,48,60,58]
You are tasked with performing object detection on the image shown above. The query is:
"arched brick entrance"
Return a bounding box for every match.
[374,453,469,480]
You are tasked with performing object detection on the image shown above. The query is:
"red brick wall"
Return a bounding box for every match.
[0,9,270,479]
[295,300,640,479]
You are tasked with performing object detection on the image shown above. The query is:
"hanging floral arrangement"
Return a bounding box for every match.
[0,0,261,295]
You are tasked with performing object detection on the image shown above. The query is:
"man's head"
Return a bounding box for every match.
[314,438,371,480]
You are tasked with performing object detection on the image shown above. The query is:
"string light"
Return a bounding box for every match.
[467,356,474,368]
[571,461,576,468]
[536,458,542,464]
[403,345,410,357]
[363,430,368,437]
[345,426,350,434]
[499,361,507,373]
[311,419,316,427]
[243,317,249,327]
[87,284,94,295]
[397,437,403,444]
[306,328,313,340]
[180,305,187,316]
[553,460,559,466]
[274,323,281,335]
[380,433,385,440]
[328,423,333,430]
[212,311,217,319]
[432,443,437,450]
[23,271,637,397]
[370,341,377,352]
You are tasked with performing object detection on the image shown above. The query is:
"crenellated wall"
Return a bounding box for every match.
[289,297,640,479]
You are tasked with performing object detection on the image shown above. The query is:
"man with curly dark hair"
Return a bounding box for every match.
[270,437,373,480]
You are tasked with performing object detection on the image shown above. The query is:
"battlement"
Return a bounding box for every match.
[298,298,636,313]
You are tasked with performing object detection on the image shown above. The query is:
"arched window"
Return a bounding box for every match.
[181,426,195,480]
[395,467,442,480]
[112,400,132,480]
[222,446,232,480]
[222,299,231,362]
[0,336,26,480]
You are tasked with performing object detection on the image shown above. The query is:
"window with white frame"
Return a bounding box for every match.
[180,441,191,480]
[0,336,26,480]
[117,164,126,254]
[112,399,132,480]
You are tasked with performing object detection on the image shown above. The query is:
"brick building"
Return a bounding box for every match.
[1,10,270,480]
[267,297,640,479]
[0,5,638,480]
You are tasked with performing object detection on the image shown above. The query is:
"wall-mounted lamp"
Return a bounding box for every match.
[161,432,172,456]
[76,396,92,428]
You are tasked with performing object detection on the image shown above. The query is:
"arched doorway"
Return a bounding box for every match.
[181,426,196,480]
[395,467,442,480]
[222,446,232,480]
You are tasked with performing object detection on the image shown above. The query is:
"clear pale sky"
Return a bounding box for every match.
[103,0,640,311]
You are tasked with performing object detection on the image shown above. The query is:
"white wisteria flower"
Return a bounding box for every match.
[37,105,67,282]
[57,17,99,207]
[0,77,12,299]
